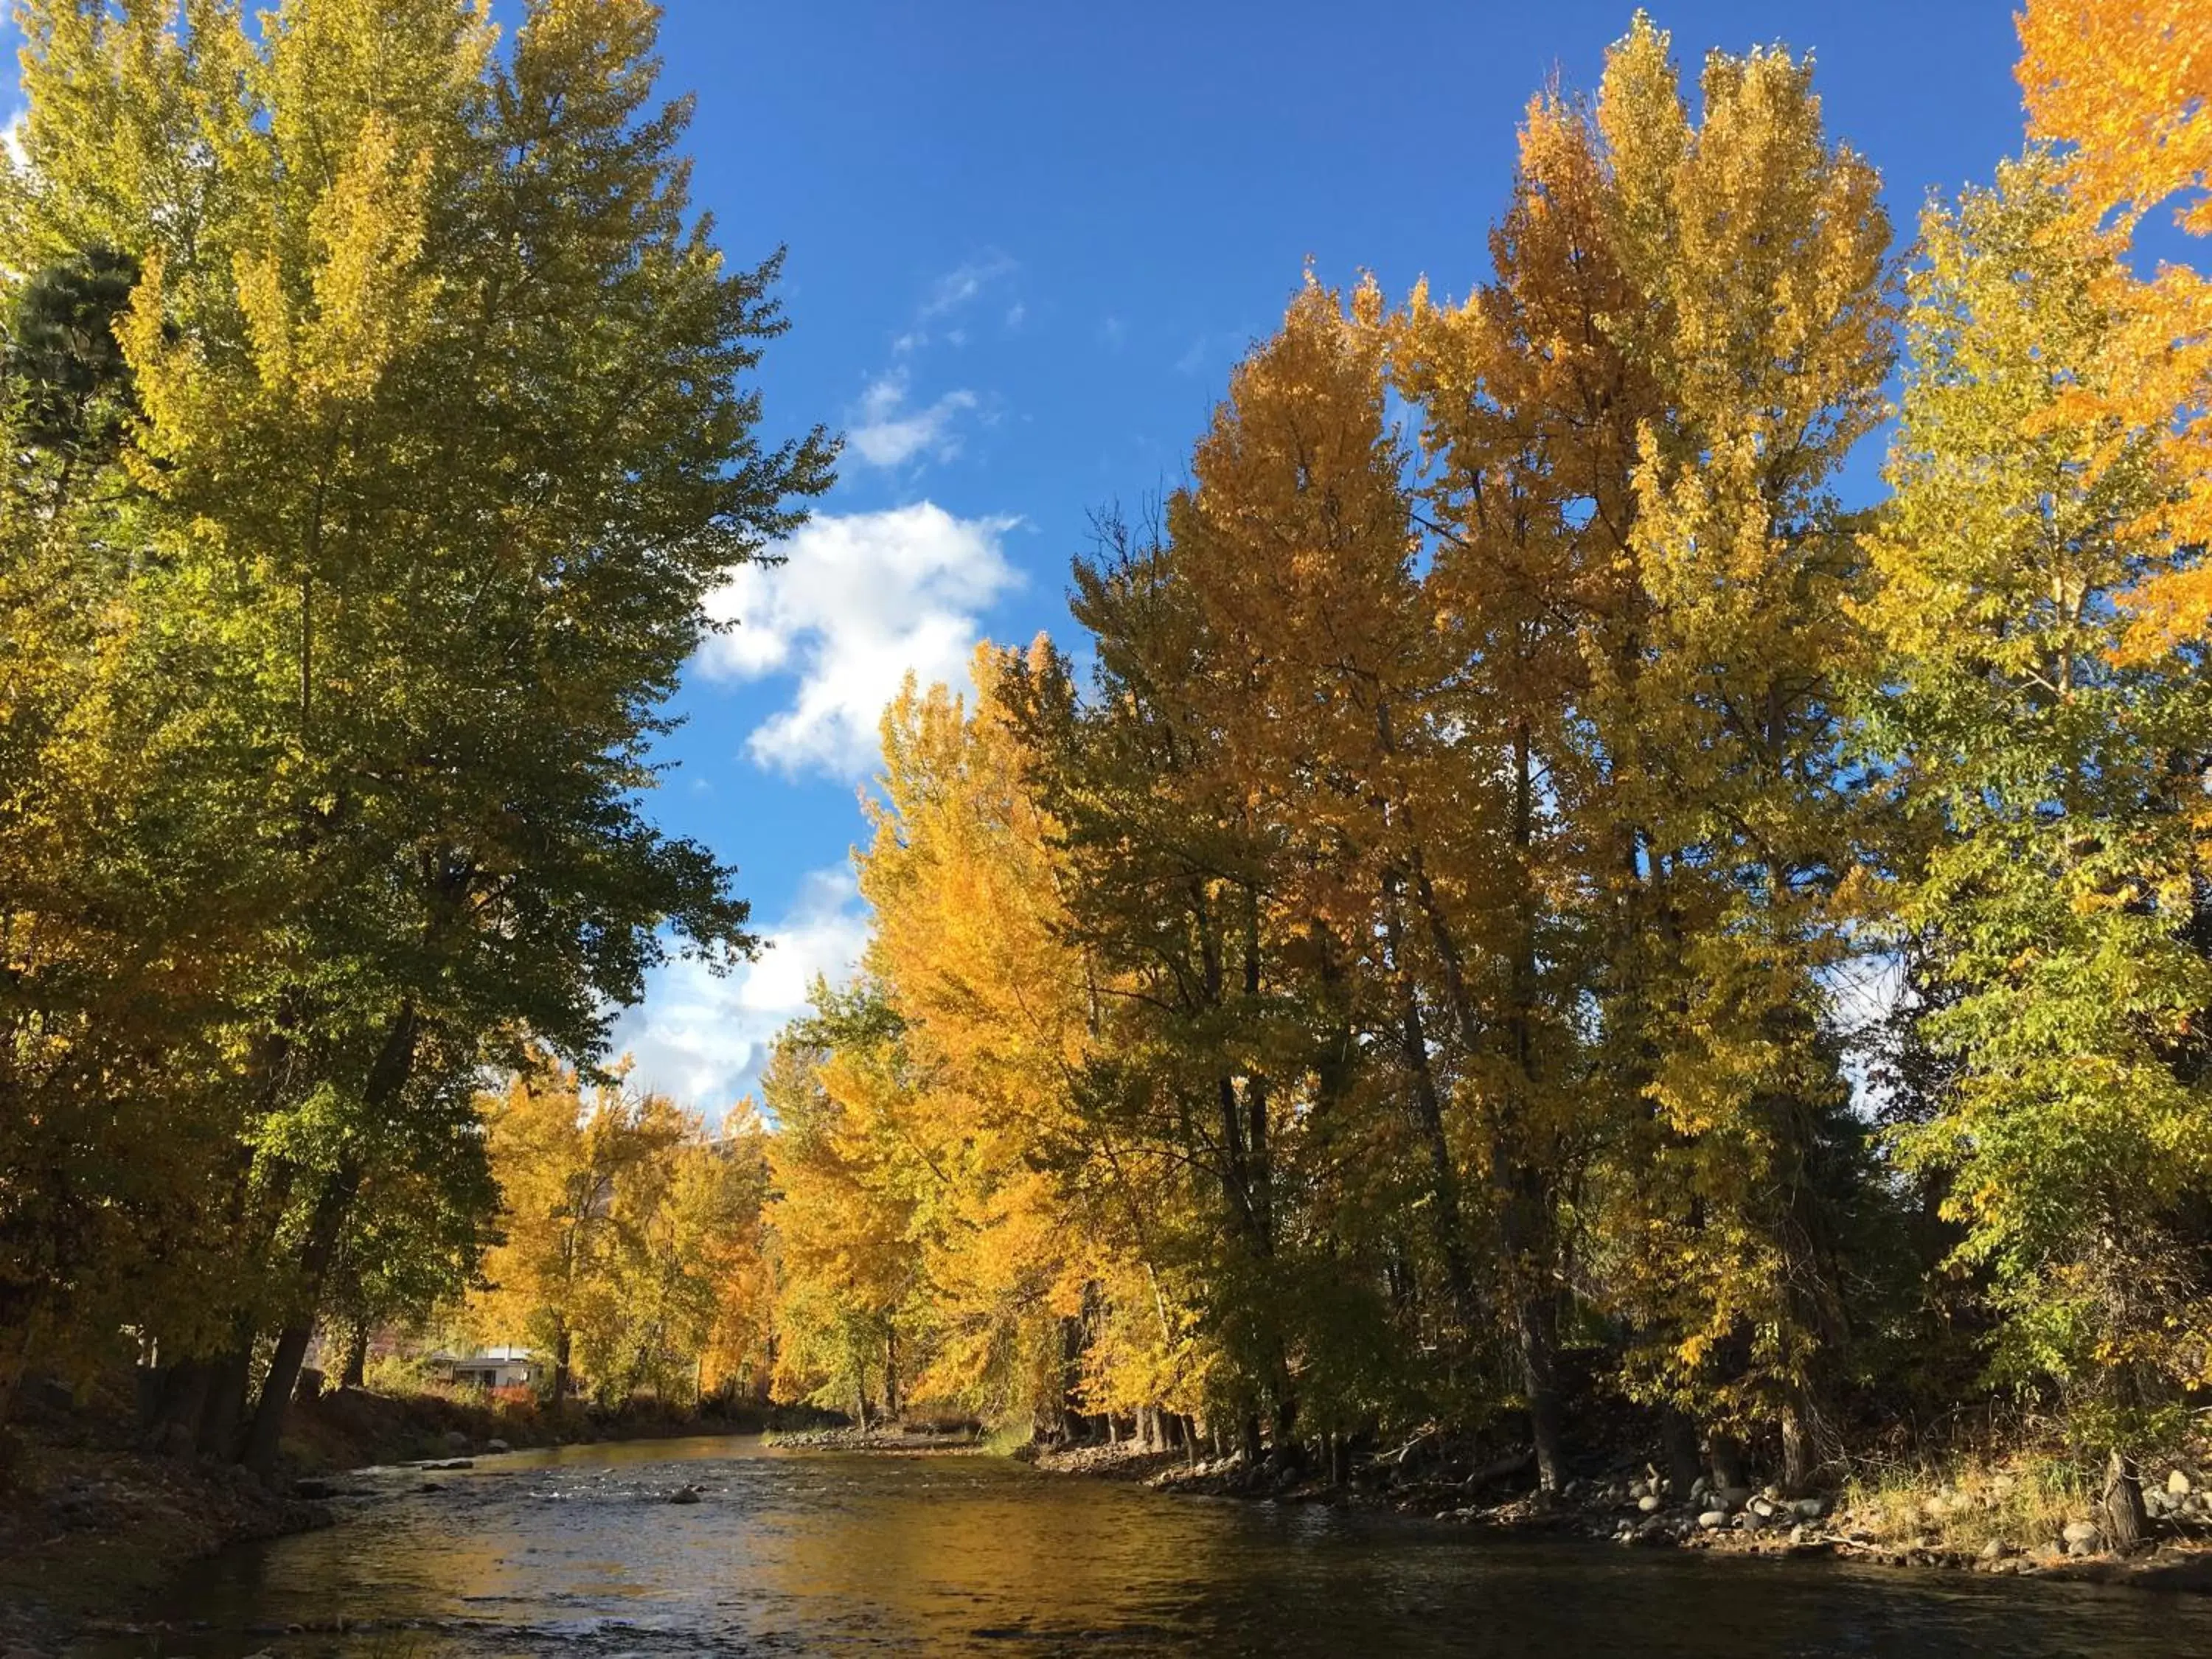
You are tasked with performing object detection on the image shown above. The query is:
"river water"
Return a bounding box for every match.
[105,1434,2212,1656]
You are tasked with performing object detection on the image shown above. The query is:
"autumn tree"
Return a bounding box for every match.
[2017,0,2212,655]
[1865,153,2212,1538]
[0,0,829,1466]
[855,651,1121,1428]
[762,987,929,1427]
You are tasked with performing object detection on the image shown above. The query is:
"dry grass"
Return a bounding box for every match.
[1836,1452,2187,1554]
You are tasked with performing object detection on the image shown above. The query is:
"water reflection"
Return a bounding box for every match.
[100,1436,2212,1657]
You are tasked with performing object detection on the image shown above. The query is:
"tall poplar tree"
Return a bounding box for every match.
[0,0,830,1463]
[1865,155,2212,1536]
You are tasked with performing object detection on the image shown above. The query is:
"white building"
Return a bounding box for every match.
[437,1344,536,1389]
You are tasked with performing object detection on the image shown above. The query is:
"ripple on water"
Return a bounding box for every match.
[91,1439,2212,1658]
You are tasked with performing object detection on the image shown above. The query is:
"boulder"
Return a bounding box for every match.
[1697,1509,1728,1530]
[1792,1496,1827,1522]
[2062,1520,2101,1548]
[485,1438,510,1453]
[1638,1495,1661,1514]
[443,1429,470,1452]
[1979,1537,2014,1561]
[667,1484,703,1505]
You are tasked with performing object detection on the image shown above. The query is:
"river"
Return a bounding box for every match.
[100,1434,2212,1656]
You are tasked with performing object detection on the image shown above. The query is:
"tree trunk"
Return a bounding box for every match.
[198,1345,251,1458]
[241,1005,417,1478]
[1778,1394,1815,1495]
[2104,1450,2148,1551]
[1661,1408,1703,1499]
[141,1360,212,1458]
[0,1313,34,1436]
[1381,875,1481,1341]
[241,1320,316,1475]
[241,1160,362,1478]
[341,1324,369,1391]
[551,1323,574,1406]
[1710,1431,1749,1493]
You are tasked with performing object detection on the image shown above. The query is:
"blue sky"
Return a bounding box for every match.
[608,0,2038,1113]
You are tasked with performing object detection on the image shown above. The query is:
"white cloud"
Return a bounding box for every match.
[921,252,1016,319]
[608,868,869,1116]
[701,503,1021,778]
[847,367,978,470]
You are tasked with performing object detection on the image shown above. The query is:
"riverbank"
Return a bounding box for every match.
[0,1380,815,1653]
[763,1421,990,1454]
[1029,1440,2212,1593]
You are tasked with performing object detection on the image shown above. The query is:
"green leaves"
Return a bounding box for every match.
[0,0,828,1433]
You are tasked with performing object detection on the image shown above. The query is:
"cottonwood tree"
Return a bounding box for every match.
[0,0,829,1466]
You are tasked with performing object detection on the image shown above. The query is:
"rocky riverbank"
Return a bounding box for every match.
[1029,1440,2212,1593]
[0,1438,330,1655]
[763,1421,987,1454]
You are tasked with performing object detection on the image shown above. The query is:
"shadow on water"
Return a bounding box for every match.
[94,1436,2212,1656]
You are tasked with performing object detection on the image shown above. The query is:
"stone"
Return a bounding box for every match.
[1638,1494,1660,1514]
[1716,1485,1753,1513]
[485,1438,510,1453]
[667,1484,703,1505]
[443,1429,470,1452]
[1979,1538,2014,1562]
[2170,1470,2194,1498]
[1792,1496,1827,1521]
[1697,1509,1728,1530]
[1748,1496,1778,1520]
[2062,1520,2101,1548]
